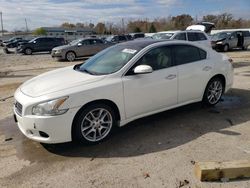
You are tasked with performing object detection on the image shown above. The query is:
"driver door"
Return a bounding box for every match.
[122,46,178,119]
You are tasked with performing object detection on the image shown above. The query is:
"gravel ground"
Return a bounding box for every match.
[1,48,250,187]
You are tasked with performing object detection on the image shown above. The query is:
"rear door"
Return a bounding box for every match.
[173,44,212,103]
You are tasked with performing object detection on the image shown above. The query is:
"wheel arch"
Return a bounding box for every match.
[65,50,77,60]
[71,99,121,139]
[204,74,226,95]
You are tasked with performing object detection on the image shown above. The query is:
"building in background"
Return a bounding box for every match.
[42,27,95,41]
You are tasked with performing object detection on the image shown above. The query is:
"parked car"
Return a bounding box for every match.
[105,35,128,43]
[2,37,23,47]
[211,30,250,52]
[130,33,145,39]
[51,38,112,61]
[13,40,233,144]
[0,39,2,46]
[5,38,30,48]
[152,30,211,47]
[17,37,65,55]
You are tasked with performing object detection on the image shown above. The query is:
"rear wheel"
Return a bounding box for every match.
[203,77,224,106]
[24,48,32,55]
[73,104,116,144]
[66,51,76,62]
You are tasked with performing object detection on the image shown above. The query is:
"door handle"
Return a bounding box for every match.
[202,66,212,71]
[165,74,176,80]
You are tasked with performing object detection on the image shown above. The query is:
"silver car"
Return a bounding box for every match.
[211,30,250,52]
[51,38,112,61]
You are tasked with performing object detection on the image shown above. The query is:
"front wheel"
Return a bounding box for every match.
[24,48,32,55]
[66,51,76,62]
[203,78,224,106]
[223,44,229,52]
[73,104,116,144]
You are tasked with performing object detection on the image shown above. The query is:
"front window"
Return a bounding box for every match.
[77,45,139,75]
[70,39,82,45]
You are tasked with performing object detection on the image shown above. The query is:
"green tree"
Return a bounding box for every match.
[94,22,106,34]
[171,14,193,30]
[61,22,76,28]
[133,26,141,33]
[149,23,157,33]
[33,27,47,35]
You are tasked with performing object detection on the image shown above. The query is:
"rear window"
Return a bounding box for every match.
[187,32,207,41]
[243,31,250,37]
[173,45,207,65]
[196,33,207,40]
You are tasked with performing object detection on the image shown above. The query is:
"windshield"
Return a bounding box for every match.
[29,38,37,43]
[152,33,174,39]
[211,32,230,40]
[70,39,82,45]
[77,45,139,75]
[105,36,114,42]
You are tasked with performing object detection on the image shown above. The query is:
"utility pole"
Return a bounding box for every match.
[0,12,3,36]
[25,18,28,33]
[121,18,125,34]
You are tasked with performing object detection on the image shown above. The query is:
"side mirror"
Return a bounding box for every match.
[77,43,82,46]
[134,65,153,74]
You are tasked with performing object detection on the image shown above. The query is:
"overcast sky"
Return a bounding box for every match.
[0,0,250,31]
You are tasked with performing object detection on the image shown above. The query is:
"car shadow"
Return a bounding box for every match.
[1,88,250,162]
[42,88,250,158]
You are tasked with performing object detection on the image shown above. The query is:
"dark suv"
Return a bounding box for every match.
[17,37,65,55]
[105,35,128,43]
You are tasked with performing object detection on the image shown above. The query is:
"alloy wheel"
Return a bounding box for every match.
[66,52,75,61]
[207,80,223,105]
[80,108,113,142]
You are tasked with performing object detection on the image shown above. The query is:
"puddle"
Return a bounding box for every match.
[0,117,66,163]
[216,95,244,110]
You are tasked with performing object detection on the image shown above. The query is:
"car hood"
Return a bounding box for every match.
[20,66,106,97]
[53,45,73,51]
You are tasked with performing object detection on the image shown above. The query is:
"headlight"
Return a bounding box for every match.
[216,41,223,44]
[55,49,62,53]
[32,97,69,116]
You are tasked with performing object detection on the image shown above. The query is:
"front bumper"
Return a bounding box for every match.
[212,43,225,51]
[16,47,25,53]
[13,91,79,144]
[51,50,63,59]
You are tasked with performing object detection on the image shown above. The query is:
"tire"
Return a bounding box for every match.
[72,103,116,144]
[223,44,229,52]
[24,48,32,55]
[203,77,224,106]
[66,51,76,62]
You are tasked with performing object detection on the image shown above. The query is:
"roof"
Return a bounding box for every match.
[115,39,163,50]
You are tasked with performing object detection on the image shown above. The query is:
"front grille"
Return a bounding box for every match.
[15,101,23,116]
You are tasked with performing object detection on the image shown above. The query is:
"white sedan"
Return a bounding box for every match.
[14,40,233,144]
